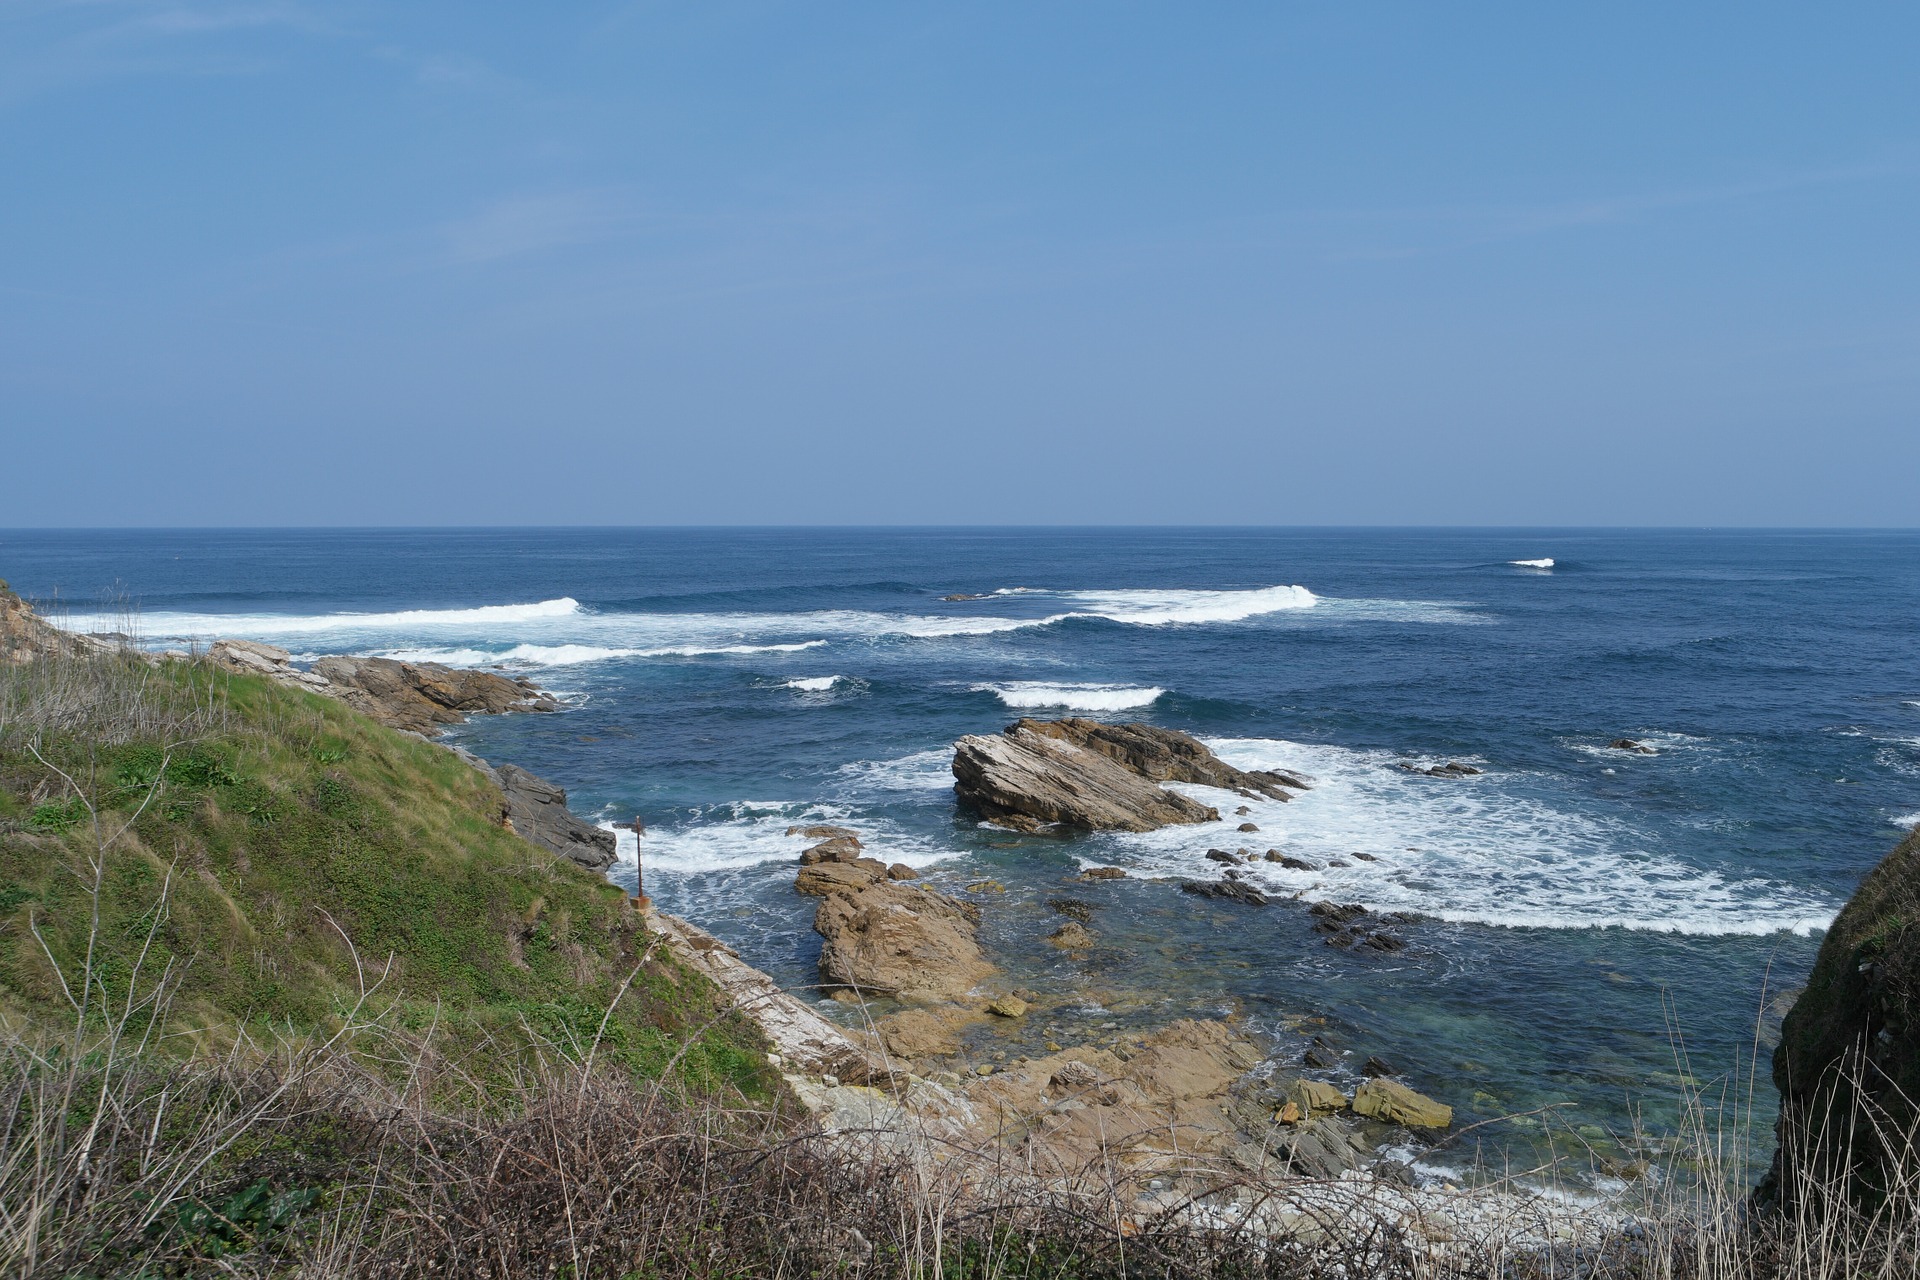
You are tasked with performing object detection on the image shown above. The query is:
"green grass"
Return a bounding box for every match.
[0,657,780,1104]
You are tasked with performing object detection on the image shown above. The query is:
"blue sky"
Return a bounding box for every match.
[2,2,1915,525]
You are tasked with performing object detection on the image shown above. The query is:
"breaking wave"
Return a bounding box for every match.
[977,682,1166,711]
[1108,737,1834,937]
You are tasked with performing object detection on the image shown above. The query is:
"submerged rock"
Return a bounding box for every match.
[1047,920,1097,949]
[1610,738,1658,754]
[1352,1077,1452,1130]
[952,718,1309,833]
[1398,760,1484,778]
[1180,879,1269,907]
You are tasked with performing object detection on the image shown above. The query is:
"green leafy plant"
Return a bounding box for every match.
[27,797,86,832]
[154,1180,318,1259]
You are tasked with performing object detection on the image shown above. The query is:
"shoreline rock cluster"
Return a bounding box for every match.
[952,717,1309,832]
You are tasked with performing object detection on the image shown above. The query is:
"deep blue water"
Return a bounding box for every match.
[6,527,1918,1179]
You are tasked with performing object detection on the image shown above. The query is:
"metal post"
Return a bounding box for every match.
[631,814,651,912]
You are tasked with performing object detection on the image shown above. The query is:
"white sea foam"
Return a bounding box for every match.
[977,682,1165,711]
[601,800,955,877]
[1056,585,1318,625]
[68,597,583,636]
[373,639,827,667]
[1105,737,1834,937]
[784,675,842,692]
[632,640,828,657]
[834,749,956,794]
[1896,812,1920,830]
[1510,558,1555,569]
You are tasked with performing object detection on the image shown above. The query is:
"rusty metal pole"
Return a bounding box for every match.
[631,814,651,912]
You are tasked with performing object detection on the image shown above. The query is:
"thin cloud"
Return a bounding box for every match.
[441,190,651,264]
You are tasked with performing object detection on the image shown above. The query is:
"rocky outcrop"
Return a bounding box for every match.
[199,640,559,737]
[309,654,559,735]
[490,764,617,872]
[1765,827,1920,1206]
[815,881,991,1002]
[0,583,118,664]
[952,718,1309,833]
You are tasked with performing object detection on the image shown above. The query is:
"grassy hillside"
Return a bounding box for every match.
[0,648,777,1102]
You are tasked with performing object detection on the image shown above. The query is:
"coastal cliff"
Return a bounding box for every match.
[1766,826,1920,1205]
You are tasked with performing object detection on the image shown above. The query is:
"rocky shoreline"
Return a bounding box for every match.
[0,592,1633,1215]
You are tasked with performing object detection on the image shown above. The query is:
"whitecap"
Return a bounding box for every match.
[1057,585,1317,626]
[1510,558,1555,569]
[784,675,842,692]
[977,682,1165,711]
[1895,811,1920,830]
[1107,737,1834,937]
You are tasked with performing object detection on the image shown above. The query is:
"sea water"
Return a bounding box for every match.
[9,527,1919,1181]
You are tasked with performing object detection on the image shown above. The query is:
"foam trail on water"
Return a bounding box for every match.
[977,682,1165,711]
[1107,737,1834,937]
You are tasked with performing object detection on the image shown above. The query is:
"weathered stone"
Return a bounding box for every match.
[1352,1077,1452,1129]
[886,863,918,880]
[310,654,554,735]
[798,835,865,865]
[795,858,888,896]
[1078,866,1128,881]
[1610,739,1657,755]
[1287,1078,1350,1117]
[1238,822,1260,833]
[788,823,861,840]
[814,881,989,1002]
[987,995,1029,1018]
[952,718,1311,833]
[492,764,617,872]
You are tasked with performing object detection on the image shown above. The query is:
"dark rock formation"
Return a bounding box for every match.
[952,718,1309,833]
[491,764,617,872]
[1397,761,1484,778]
[1765,827,1920,1206]
[1610,739,1658,755]
[1180,879,1269,907]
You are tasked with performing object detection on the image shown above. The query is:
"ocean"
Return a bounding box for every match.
[7,526,1918,1181]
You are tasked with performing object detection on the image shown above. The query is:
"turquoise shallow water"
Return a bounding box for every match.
[7,527,1919,1181]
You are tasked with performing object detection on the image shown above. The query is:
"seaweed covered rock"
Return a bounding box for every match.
[1766,827,1920,1206]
